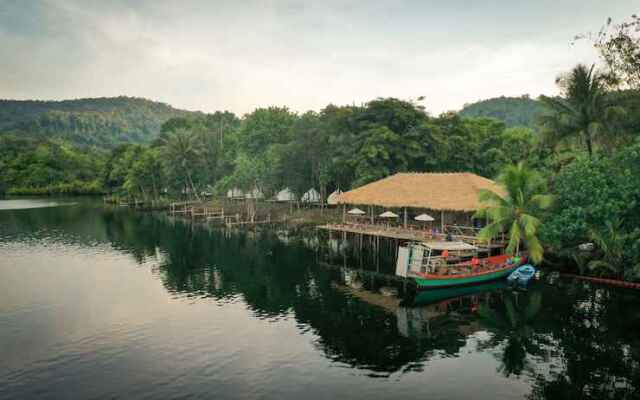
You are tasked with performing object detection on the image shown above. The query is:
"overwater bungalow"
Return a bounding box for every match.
[319,172,508,262]
[336,172,504,231]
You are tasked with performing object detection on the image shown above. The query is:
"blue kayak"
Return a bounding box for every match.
[507,264,536,286]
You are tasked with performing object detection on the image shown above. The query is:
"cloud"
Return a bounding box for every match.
[0,0,636,115]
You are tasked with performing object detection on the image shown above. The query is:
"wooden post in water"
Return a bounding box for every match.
[403,207,407,229]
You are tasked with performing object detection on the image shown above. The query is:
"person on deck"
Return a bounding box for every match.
[446,230,453,241]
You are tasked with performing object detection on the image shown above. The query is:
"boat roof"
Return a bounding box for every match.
[420,241,478,251]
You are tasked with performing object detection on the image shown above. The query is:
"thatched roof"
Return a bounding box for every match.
[337,172,504,212]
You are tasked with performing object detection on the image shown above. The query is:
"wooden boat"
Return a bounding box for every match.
[396,241,522,290]
[413,254,519,289]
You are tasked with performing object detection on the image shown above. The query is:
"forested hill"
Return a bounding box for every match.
[459,96,548,129]
[0,96,200,148]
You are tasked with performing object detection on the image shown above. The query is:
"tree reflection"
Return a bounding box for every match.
[478,290,545,377]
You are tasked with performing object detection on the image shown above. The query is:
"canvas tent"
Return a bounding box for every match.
[301,188,321,204]
[327,189,343,205]
[275,188,296,202]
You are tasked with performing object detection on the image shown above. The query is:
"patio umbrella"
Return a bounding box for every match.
[414,213,435,222]
[347,208,366,215]
[379,211,399,218]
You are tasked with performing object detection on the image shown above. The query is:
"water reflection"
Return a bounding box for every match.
[1,199,640,399]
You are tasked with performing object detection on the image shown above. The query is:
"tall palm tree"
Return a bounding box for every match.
[539,64,625,156]
[160,128,202,201]
[474,163,553,264]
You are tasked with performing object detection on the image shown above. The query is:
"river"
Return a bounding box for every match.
[1,198,639,399]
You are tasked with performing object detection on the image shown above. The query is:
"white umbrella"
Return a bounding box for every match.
[414,213,435,222]
[379,211,399,218]
[347,208,366,215]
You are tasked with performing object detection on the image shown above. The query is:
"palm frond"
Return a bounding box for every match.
[529,194,554,210]
[519,214,541,237]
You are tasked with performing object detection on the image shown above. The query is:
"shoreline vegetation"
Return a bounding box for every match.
[2,16,640,283]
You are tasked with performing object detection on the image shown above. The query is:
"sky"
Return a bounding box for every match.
[0,0,637,116]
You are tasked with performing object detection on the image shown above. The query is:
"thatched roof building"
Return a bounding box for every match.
[337,172,504,212]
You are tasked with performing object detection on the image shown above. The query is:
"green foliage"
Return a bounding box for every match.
[459,95,548,129]
[541,157,624,248]
[475,162,553,264]
[0,135,106,195]
[542,141,640,279]
[236,107,297,156]
[586,219,638,280]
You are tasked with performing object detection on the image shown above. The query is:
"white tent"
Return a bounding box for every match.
[302,188,321,204]
[327,189,343,205]
[414,213,435,222]
[275,188,296,202]
[245,188,264,199]
[226,188,244,199]
[379,211,399,218]
[347,208,366,215]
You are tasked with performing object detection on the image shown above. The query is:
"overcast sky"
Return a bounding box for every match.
[1,0,637,115]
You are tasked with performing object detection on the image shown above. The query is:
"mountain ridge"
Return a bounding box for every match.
[0,96,202,148]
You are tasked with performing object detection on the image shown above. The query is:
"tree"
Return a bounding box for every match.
[539,64,624,156]
[159,128,203,201]
[474,163,553,264]
[124,147,164,199]
[591,15,640,89]
[235,107,296,157]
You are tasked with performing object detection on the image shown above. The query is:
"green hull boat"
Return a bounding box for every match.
[414,264,518,290]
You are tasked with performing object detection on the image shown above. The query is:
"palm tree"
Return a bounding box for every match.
[539,64,625,156]
[474,163,553,264]
[160,128,202,201]
[586,219,640,280]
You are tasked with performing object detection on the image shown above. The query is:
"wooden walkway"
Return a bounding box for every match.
[317,223,504,250]
[169,202,225,220]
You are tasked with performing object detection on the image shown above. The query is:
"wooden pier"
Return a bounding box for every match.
[317,223,505,251]
[169,202,224,221]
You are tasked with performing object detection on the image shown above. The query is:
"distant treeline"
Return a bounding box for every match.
[0,96,198,148]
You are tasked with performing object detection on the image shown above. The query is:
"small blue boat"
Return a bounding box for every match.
[507,264,536,286]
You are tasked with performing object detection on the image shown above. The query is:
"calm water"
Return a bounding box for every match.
[1,198,640,400]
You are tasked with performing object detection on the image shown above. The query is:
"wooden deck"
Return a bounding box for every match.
[317,223,504,250]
